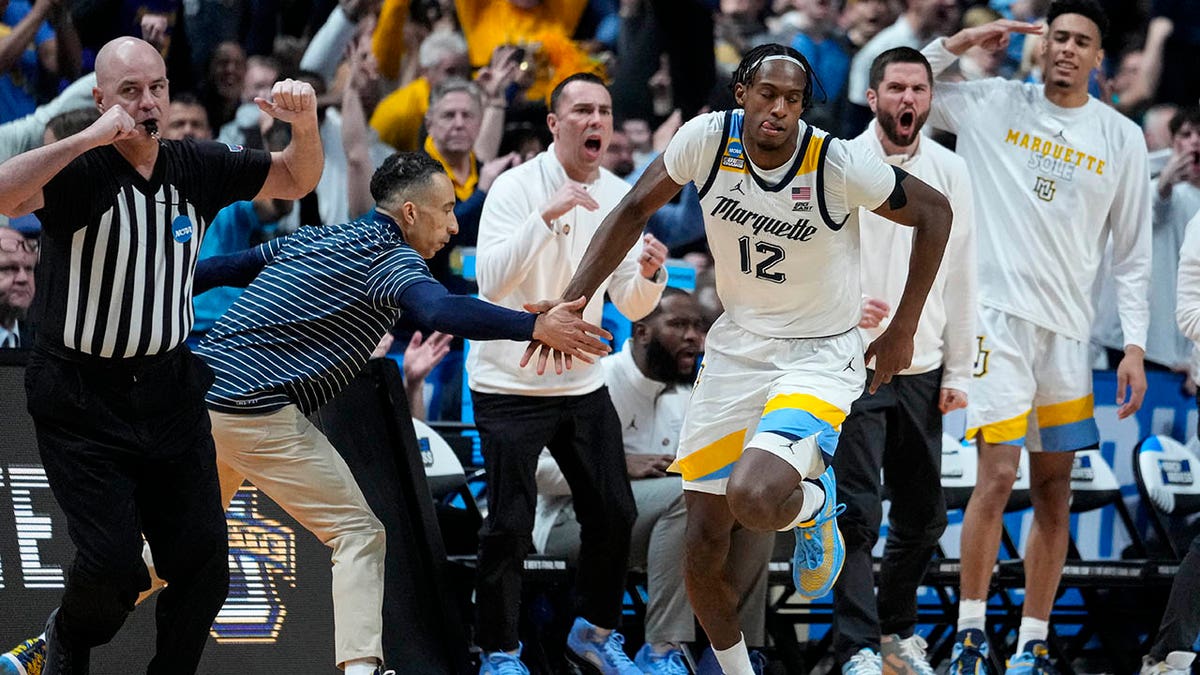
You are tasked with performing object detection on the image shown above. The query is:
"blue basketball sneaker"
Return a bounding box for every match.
[948,629,993,675]
[478,643,530,675]
[633,643,688,675]
[1005,640,1057,675]
[792,467,846,598]
[565,617,640,675]
[0,635,45,675]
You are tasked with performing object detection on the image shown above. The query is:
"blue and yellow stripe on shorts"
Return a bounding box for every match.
[1035,394,1099,451]
[966,395,1098,451]
[967,411,1028,447]
[673,393,847,482]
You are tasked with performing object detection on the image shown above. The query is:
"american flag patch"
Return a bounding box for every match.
[792,186,811,201]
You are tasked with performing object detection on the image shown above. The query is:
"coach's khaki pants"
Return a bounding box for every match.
[211,406,386,667]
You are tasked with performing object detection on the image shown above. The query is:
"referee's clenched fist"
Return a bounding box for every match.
[255,79,318,126]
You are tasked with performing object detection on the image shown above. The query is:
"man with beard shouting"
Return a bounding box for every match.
[831,46,977,675]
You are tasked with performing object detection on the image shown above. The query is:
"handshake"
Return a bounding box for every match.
[523,296,612,375]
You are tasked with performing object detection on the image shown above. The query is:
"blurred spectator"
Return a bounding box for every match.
[218,54,281,143]
[423,77,521,293]
[602,127,634,178]
[845,0,959,136]
[305,0,375,87]
[1095,108,1200,374]
[0,70,92,163]
[1124,1,1200,111]
[840,0,897,52]
[0,224,35,348]
[315,24,393,225]
[1145,103,1180,178]
[242,54,280,103]
[611,0,716,121]
[1,0,81,123]
[369,29,469,151]
[1109,47,1143,115]
[623,117,654,167]
[41,105,97,144]
[534,289,774,673]
[202,40,246,129]
[497,119,547,161]
[165,91,213,141]
[626,111,706,252]
[714,0,769,80]
[785,0,852,132]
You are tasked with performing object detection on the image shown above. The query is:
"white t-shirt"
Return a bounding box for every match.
[923,38,1151,348]
[662,110,896,338]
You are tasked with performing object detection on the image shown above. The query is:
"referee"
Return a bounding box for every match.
[0,37,321,674]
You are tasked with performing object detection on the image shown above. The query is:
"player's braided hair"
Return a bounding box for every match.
[729,43,817,110]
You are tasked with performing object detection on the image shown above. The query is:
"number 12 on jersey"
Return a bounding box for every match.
[738,236,786,284]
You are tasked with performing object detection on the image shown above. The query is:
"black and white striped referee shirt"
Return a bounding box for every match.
[33,139,271,359]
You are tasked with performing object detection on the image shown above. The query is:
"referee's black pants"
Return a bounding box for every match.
[831,369,948,664]
[471,387,637,653]
[25,346,229,675]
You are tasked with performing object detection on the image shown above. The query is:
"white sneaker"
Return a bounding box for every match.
[880,634,936,675]
[1140,651,1196,675]
[843,648,883,675]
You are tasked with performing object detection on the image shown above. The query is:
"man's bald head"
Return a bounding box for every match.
[94,38,166,90]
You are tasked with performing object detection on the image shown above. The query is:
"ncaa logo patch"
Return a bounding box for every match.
[720,137,746,170]
[172,215,194,243]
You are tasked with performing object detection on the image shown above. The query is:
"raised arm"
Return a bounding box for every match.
[0,104,135,217]
[254,79,324,201]
[862,167,953,392]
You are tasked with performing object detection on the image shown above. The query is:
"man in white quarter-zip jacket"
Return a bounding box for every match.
[467,72,667,675]
[831,46,976,675]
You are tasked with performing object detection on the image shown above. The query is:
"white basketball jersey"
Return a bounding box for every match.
[696,110,861,339]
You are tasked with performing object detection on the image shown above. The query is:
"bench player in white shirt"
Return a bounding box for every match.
[919,1,1152,671]
[523,44,953,675]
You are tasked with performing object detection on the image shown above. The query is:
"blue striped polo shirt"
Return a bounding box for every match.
[196,210,432,415]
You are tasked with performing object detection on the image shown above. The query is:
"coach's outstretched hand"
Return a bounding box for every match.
[522,296,612,375]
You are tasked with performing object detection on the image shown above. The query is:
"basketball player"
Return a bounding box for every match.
[523,44,953,675]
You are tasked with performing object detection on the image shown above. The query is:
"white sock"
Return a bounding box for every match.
[778,480,826,531]
[714,634,756,675]
[344,658,377,675]
[1016,617,1048,652]
[651,642,681,654]
[958,598,987,632]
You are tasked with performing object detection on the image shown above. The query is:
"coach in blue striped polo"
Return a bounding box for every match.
[182,152,612,675]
